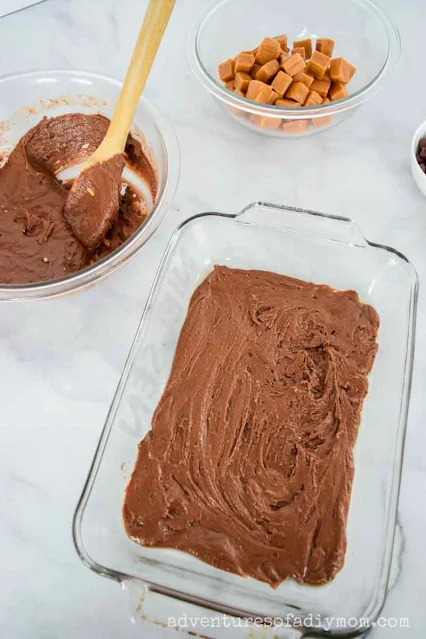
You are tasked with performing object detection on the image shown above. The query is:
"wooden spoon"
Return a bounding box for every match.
[64,0,176,251]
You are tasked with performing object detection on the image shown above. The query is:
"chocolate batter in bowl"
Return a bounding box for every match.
[74,203,417,636]
[0,70,179,301]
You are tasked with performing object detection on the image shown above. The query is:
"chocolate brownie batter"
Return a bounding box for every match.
[123,266,379,587]
[64,153,126,251]
[0,113,157,284]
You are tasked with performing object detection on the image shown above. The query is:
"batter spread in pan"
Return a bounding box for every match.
[123,266,379,587]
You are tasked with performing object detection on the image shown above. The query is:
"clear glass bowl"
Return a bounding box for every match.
[73,203,417,637]
[187,0,400,137]
[0,70,180,301]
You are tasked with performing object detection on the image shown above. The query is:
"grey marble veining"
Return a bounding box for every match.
[0,0,425,637]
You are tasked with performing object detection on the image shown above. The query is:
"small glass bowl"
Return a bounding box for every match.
[0,70,180,301]
[187,0,400,137]
[411,120,426,199]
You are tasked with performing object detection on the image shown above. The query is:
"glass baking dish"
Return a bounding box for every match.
[73,202,417,637]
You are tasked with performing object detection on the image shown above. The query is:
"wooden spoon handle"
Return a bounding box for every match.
[105,0,175,153]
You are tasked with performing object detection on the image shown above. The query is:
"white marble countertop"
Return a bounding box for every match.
[0,0,425,637]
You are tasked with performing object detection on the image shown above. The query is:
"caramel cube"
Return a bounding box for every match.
[255,59,280,83]
[285,80,309,103]
[280,52,291,68]
[293,38,312,58]
[271,71,293,96]
[268,90,280,104]
[312,98,333,127]
[306,50,330,79]
[251,63,262,78]
[276,98,302,107]
[219,59,234,82]
[255,84,275,103]
[304,90,322,106]
[234,71,252,93]
[225,80,234,91]
[273,34,288,51]
[250,114,282,129]
[293,72,314,88]
[282,54,305,77]
[316,38,335,57]
[255,37,281,64]
[282,119,308,133]
[329,57,356,84]
[310,77,331,98]
[329,81,348,101]
[291,47,306,60]
[235,52,255,74]
[312,115,333,128]
[246,80,264,99]
[247,80,274,103]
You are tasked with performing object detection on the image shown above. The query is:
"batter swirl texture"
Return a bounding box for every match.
[0,113,157,284]
[123,266,379,587]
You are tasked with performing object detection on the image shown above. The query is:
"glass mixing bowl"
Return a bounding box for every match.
[187,0,400,137]
[0,69,180,301]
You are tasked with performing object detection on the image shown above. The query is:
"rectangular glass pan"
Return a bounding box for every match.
[74,202,417,636]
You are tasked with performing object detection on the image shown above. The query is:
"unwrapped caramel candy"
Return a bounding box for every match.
[274,34,289,51]
[250,114,281,129]
[276,98,302,107]
[268,90,280,104]
[329,57,356,84]
[251,63,262,78]
[293,38,312,58]
[312,116,333,128]
[312,98,333,127]
[304,90,322,106]
[329,81,348,101]
[219,59,234,82]
[235,52,255,74]
[255,37,281,64]
[279,52,290,68]
[291,47,306,60]
[247,79,274,104]
[306,50,330,79]
[286,81,309,103]
[310,77,331,98]
[282,53,305,77]
[271,70,293,96]
[316,38,335,57]
[293,71,314,87]
[282,119,308,133]
[256,59,280,83]
[246,80,264,100]
[234,72,251,93]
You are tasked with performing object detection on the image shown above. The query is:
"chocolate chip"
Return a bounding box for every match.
[415,139,426,171]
